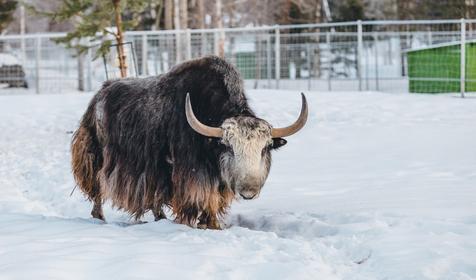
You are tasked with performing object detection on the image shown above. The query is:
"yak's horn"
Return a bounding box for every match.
[271,93,308,138]
[185,93,223,138]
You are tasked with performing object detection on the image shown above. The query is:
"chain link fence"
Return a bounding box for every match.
[1,19,475,95]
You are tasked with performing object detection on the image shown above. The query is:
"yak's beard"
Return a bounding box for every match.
[219,150,271,200]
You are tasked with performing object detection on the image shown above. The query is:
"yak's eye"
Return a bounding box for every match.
[227,146,235,156]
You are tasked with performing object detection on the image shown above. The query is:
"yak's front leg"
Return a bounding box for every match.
[91,195,105,221]
[197,211,221,230]
[153,207,167,221]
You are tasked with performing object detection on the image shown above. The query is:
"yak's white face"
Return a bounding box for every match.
[219,117,280,199]
[184,92,307,200]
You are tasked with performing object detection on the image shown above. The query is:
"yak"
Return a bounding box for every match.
[71,55,308,229]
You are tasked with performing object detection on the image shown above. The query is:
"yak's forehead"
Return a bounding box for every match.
[221,117,272,145]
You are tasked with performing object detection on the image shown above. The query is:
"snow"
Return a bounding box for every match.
[0,90,475,279]
[0,53,20,67]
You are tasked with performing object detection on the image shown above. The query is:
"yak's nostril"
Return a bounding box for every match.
[240,192,257,200]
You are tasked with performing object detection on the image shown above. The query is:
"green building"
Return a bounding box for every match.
[406,40,476,93]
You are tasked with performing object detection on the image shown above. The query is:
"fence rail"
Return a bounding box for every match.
[1,19,475,95]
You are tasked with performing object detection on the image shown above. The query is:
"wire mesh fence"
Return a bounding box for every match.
[1,19,475,95]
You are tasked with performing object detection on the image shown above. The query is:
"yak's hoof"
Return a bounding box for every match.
[197,223,208,230]
[91,210,105,221]
[154,214,167,221]
[197,220,222,230]
[207,222,222,230]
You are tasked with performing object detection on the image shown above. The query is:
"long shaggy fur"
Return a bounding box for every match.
[72,56,254,225]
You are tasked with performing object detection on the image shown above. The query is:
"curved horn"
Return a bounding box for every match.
[271,93,308,138]
[185,93,223,138]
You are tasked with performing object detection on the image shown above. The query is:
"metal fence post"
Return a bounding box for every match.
[275,26,280,89]
[20,5,26,66]
[86,46,93,91]
[307,43,311,91]
[35,37,41,94]
[175,30,182,63]
[357,20,363,91]
[374,33,379,91]
[460,18,466,98]
[214,30,220,56]
[185,29,192,60]
[267,34,271,88]
[327,32,331,91]
[141,34,148,76]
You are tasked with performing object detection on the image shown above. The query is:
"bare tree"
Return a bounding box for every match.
[165,0,173,29]
[197,0,205,29]
[214,0,224,57]
[180,0,188,29]
[112,0,127,78]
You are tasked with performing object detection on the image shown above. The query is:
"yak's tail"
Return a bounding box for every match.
[71,96,103,200]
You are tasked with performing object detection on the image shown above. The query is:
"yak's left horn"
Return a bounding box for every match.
[271,93,308,138]
[185,93,223,138]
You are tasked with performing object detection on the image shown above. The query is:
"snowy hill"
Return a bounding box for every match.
[0,90,475,279]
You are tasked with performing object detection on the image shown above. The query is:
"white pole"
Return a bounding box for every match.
[267,34,271,88]
[460,18,466,98]
[141,34,148,76]
[35,37,41,94]
[307,43,311,91]
[86,46,92,91]
[275,26,280,89]
[374,33,379,91]
[327,32,331,91]
[357,20,363,91]
[214,30,220,56]
[185,28,191,60]
[20,5,26,65]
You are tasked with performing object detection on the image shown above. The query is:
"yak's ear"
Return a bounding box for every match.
[272,138,287,149]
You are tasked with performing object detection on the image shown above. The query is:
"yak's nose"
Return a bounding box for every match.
[239,190,258,200]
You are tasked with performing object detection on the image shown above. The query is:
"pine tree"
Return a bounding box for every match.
[29,0,150,78]
[0,0,17,34]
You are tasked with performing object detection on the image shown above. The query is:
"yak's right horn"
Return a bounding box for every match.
[185,93,223,138]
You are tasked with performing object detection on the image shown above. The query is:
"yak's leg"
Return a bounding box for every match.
[91,191,105,221]
[172,204,200,228]
[71,124,105,221]
[198,211,221,230]
[152,207,167,221]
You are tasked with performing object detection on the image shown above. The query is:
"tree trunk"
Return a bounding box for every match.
[174,0,182,62]
[152,0,164,30]
[112,0,127,78]
[197,0,205,29]
[173,0,180,29]
[180,0,188,29]
[165,0,173,29]
[214,0,224,57]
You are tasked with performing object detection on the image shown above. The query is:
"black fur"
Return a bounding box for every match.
[73,56,263,224]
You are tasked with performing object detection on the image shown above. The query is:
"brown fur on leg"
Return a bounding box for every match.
[170,177,236,229]
[198,211,221,230]
[153,207,167,221]
[72,126,97,198]
[72,124,104,220]
[91,195,105,221]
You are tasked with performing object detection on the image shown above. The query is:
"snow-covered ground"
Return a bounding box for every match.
[0,90,475,279]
